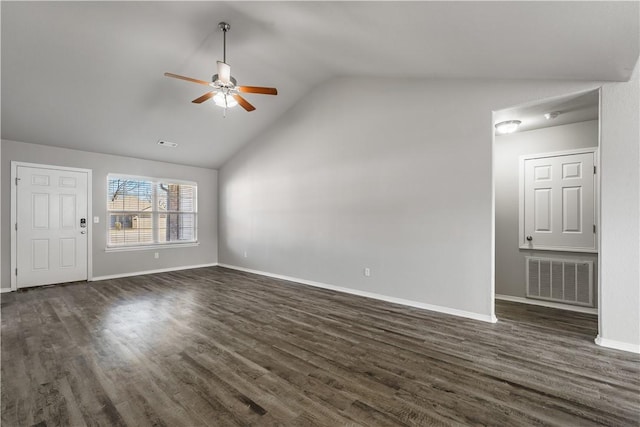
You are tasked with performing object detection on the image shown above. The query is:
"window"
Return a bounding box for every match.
[107,175,197,248]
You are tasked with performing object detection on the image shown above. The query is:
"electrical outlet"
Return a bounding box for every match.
[364,267,371,277]
[154,252,159,259]
[93,216,100,223]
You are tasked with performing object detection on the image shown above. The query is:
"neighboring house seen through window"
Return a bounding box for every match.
[107,175,197,247]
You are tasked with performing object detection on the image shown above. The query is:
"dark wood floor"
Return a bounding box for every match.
[2,267,639,426]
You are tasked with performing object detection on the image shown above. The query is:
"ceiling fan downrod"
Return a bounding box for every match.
[218,22,230,63]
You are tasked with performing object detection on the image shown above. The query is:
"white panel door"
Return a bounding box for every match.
[522,151,596,252]
[16,166,88,288]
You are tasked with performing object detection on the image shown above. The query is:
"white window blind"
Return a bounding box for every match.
[107,175,197,247]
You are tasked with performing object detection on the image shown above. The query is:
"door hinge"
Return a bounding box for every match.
[15,177,19,185]
[593,165,597,174]
[593,224,597,233]
[15,223,17,231]
[15,268,18,276]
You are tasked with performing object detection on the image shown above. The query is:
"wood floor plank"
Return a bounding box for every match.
[2,266,639,426]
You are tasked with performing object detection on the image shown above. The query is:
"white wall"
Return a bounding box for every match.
[1,140,218,289]
[495,121,599,301]
[219,76,609,322]
[598,61,640,352]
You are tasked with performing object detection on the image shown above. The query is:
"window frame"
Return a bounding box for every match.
[106,173,198,250]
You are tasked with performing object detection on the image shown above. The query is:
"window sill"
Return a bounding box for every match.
[105,242,199,252]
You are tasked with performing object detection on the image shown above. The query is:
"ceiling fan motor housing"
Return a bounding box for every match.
[212,74,237,88]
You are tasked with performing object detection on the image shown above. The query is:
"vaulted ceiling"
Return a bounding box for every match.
[2,1,638,168]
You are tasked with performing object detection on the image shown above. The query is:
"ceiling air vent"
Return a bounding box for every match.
[157,140,178,148]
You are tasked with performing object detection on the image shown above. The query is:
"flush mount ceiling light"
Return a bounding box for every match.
[495,120,522,134]
[544,111,561,120]
[164,22,277,116]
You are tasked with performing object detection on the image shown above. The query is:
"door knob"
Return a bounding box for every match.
[80,230,86,234]
[526,235,533,241]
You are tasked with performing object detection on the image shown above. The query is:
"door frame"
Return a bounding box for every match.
[10,161,93,291]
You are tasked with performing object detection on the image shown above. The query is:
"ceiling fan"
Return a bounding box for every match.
[165,22,277,113]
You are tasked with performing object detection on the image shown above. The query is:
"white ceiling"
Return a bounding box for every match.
[2,1,638,168]
[494,89,600,135]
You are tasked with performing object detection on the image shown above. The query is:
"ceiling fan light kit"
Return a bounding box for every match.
[214,92,238,108]
[164,22,277,115]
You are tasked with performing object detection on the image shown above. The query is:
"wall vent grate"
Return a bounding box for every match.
[526,257,594,307]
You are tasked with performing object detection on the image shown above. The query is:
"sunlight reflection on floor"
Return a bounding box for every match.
[101,290,196,356]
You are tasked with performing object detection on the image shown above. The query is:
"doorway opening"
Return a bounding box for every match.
[492,89,601,335]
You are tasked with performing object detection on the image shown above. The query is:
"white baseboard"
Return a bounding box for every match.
[0,287,13,294]
[595,335,640,354]
[91,263,218,282]
[218,263,497,323]
[495,294,598,314]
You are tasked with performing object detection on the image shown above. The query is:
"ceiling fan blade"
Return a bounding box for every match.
[192,92,216,104]
[164,72,211,87]
[217,61,231,84]
[232,94,256,112]
[237,86,278,95]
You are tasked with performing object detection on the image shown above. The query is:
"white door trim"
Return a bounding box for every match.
[10,161,93,291]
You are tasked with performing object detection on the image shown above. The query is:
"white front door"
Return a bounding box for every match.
[521,150,596,252]
[15,165,89,288]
